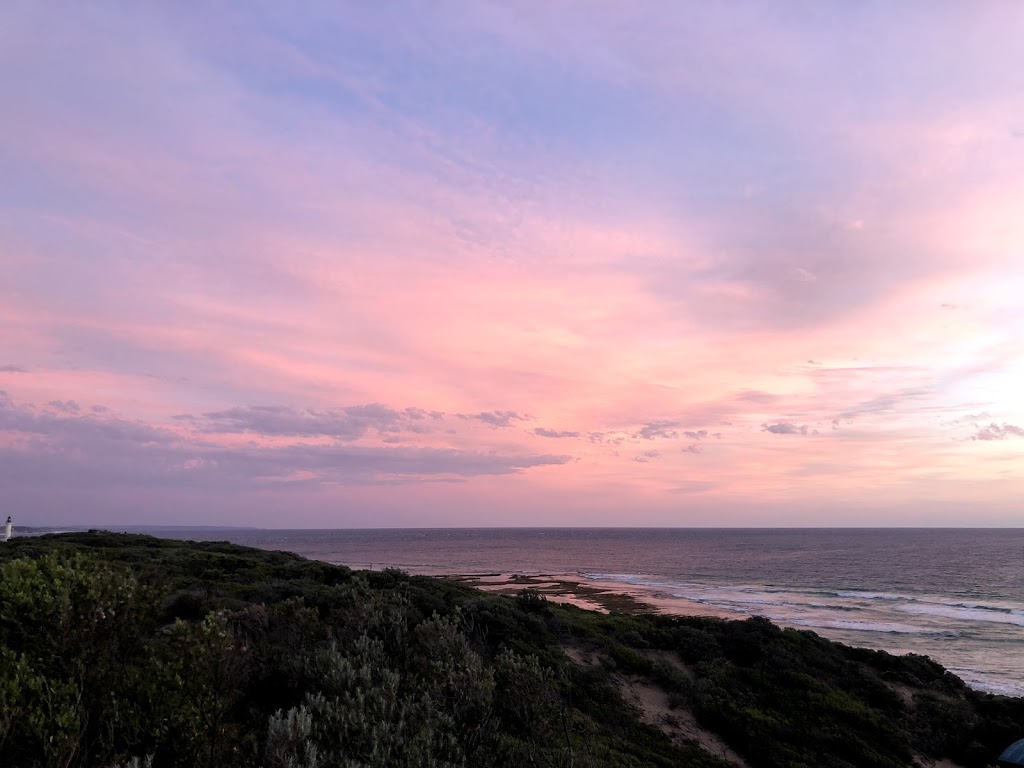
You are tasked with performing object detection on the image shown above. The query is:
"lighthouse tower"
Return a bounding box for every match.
[2,516,11,542]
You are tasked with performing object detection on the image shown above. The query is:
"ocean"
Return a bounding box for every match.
[129,527,1024,697]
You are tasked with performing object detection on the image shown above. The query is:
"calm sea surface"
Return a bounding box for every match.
[137,528,1024,697]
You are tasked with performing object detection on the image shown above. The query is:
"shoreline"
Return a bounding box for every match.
[438,570,1023,699]
[444,571,738,618]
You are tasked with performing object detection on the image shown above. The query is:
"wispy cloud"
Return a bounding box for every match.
[972,423,1024,441]
[636,420,681,440]
[192,404,428,439]
[762,422,808,436]
[534,427,580,439]
[458,411,529,428]
[682,429,718,440]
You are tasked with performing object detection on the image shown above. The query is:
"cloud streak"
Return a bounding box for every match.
[191,404,437,440]
[459,410,529,428]
[762,423,809,436]
[0,393,571,497]
[534,427,581,439]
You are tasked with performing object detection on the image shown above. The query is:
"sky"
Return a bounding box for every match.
[2,2,1023,528]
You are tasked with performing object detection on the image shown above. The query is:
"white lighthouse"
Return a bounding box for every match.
[2,516,11,542]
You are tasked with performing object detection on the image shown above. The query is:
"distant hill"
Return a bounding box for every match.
[1,532,1021,768]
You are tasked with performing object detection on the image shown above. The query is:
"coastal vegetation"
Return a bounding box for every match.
[1,532,1021,768]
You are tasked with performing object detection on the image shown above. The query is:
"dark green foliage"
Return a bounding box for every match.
[1,532,1021,768]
